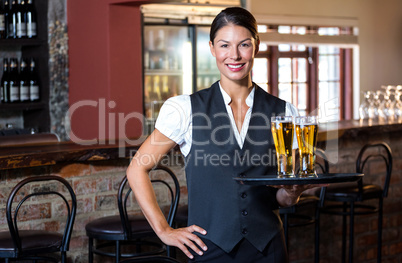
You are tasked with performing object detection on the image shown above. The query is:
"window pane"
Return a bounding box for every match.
[319,55,340,81]
[278,44,291,52]
[252,58,268,84]
[278,83,292,101]
[319,82,340,108]
[293,45,306,51]
[259,43,268,52]
[296,83,307,116]
[293,58,307,82]
[278,26,291,34]
[258,25,268,33]
[319,46,340,55]
[293,26,307,35]
[279,58,291,82]
[319,82,340,121]
[318,27,340,36]
[259,83,269,92]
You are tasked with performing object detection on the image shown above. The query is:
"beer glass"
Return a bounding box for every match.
[271,116,294,177]
[295,116,319,177]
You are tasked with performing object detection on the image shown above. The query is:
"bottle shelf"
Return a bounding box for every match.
[145,69,183,76]
[0,101,46,111]
[0,39,45,47]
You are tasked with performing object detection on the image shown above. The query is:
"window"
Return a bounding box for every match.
[254,25,355,120]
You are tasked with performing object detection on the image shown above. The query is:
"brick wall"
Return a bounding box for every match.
[0,127,401,262]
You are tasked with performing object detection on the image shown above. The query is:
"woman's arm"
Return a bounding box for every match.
[127,129,207,259]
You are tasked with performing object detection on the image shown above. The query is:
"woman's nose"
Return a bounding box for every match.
[230,47,241,60]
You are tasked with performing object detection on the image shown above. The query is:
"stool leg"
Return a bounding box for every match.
[61,251,66,263]
[314,208,320,263]
[284,213,289,250]
[116,240,121,263]
[88,238,93,263]
[349,202,355,263]
[342,202,347,263]
[377,197,383,263]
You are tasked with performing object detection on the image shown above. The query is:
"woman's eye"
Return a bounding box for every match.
[241,43,250,47]
[220,44,228,48]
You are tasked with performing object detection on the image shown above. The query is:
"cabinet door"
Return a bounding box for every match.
[196,26,220,91]
[143,25,191,122]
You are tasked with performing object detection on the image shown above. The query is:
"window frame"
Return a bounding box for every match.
[255,43,353,120]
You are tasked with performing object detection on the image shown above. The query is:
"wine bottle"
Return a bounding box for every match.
[19,58,29,102]
[3,0,10,38]
[28,57,39,101]
[16,0,26,38]
[0,0,6,39]
[7,0,16,38]
[1,58,9,103]
[8,58,20,102]
[25,0,35,38]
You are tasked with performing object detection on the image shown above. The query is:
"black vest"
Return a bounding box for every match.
[185,82,286,253]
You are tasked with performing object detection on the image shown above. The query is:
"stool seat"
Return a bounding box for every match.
[86,215,153,240]
[325,183,383,201]
[0,230,62,253]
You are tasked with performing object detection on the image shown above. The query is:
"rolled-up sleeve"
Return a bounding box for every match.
[155,95,192,155]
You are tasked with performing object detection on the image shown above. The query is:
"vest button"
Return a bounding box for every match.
[241,210,248,216]
[242,228,248,235]
[241,192,247,199]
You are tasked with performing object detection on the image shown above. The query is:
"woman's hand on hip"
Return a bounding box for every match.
[158,225,208,259]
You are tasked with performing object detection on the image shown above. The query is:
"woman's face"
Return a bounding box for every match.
[209,24,259,83]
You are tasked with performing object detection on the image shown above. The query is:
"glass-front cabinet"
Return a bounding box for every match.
[143,23,220,133]
[143,25,189,125]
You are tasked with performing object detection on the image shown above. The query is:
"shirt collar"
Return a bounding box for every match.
[218,82,255,108]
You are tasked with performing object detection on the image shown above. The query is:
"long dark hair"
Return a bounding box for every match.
[210,7,259,44]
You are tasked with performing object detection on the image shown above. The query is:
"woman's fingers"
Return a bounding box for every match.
[187,225,208,251]
[160,225,208,259]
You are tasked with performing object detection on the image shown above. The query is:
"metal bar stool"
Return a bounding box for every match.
[85,165,180,263]
[0,175,77,263]
[280,148,329,263]
[319,142,392,263]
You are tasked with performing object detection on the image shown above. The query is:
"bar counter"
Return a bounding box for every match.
[0,119,401,262]
[1,119,401,171]
[0,137,144,170]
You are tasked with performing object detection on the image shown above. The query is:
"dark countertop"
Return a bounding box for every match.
[0,138,145,170]
[317,119,402,141]
[1,119,401,170]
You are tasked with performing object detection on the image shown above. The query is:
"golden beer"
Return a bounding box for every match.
[295,116,318,177]
[271,116,294,177]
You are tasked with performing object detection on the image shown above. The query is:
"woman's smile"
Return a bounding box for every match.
[227,63,246,71]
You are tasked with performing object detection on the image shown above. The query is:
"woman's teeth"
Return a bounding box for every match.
[228,64,243,69]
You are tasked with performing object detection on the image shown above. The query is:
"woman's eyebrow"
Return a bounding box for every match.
[216,38,252,44]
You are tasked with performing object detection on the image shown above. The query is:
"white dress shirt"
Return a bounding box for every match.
[155,83,299,157]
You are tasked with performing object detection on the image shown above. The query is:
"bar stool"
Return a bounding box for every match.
[120,255,181,263]
[319,142,392,263]
[0,175,77,263]
[280,148,329,263]
[85,165,180,262]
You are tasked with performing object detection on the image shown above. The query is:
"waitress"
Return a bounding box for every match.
[127,7,313,262]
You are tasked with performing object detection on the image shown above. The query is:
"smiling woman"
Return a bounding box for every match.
[126,7,318,263]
